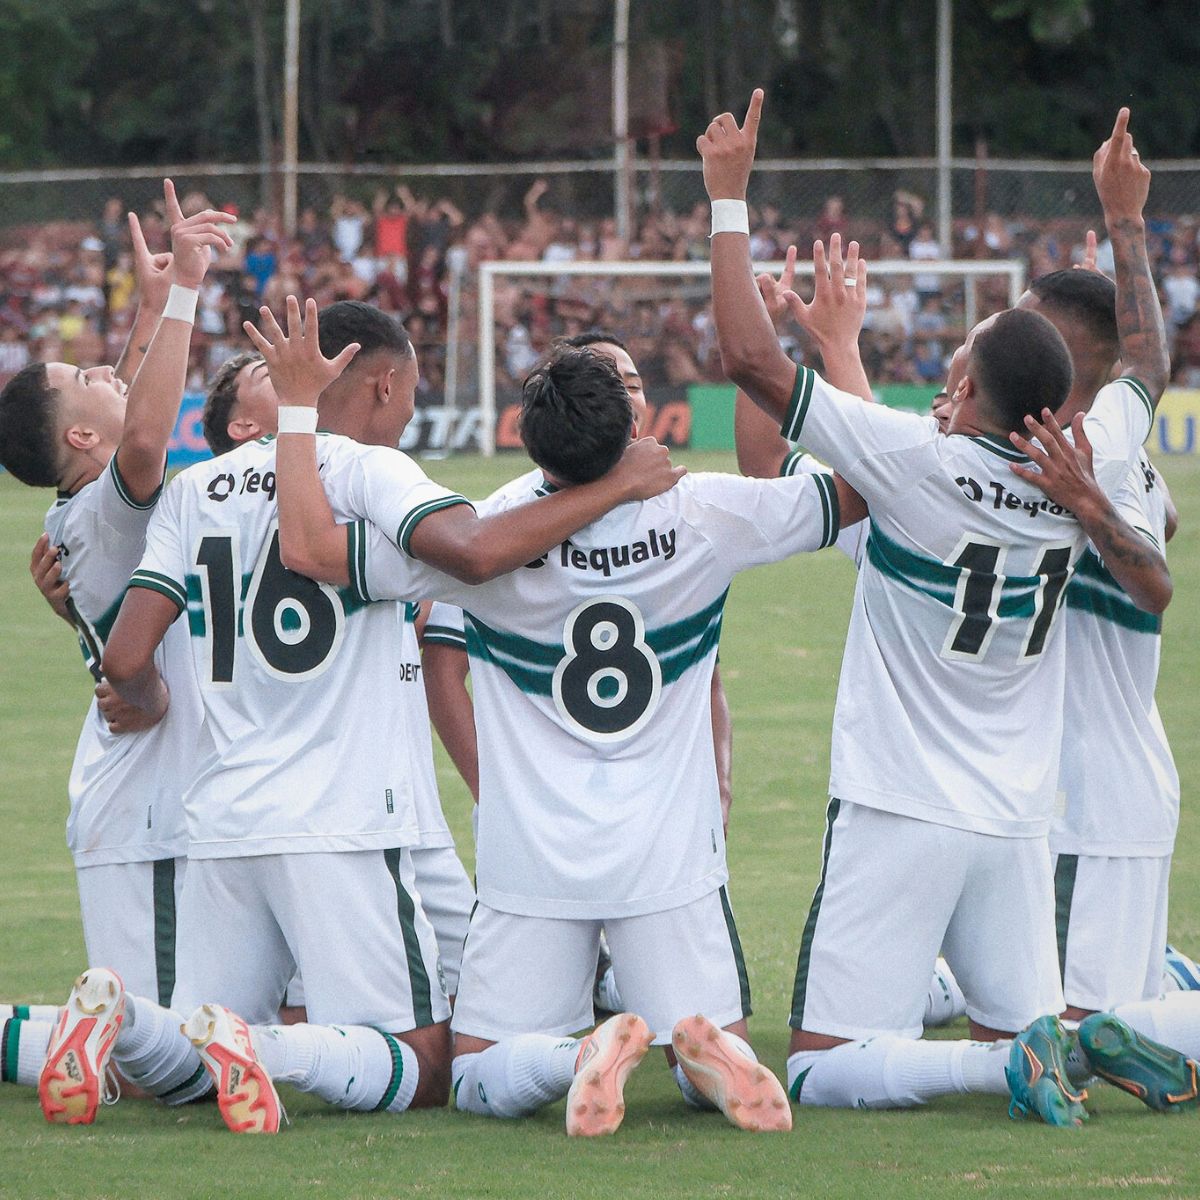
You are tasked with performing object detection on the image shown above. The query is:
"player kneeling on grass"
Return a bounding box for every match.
[263,300,862,1135]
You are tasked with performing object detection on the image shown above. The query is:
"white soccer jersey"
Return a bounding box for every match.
[1051,450,1178,857]
[344,463,841,919]
[128,434,469,860]
[780,367,1153,839]
[782,449,871,564]
[44,455,195,866]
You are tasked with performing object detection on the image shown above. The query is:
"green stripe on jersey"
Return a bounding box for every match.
[968,433,1031,463]
[346,520,372,603]
[129,569,187,611]
[780,367,816,443]
[1119,375,1155,430]
[423,624,467,649]
[396,495,473,555]
[812,473,841,549]
[780,449,806,478]
[109,455,163,511]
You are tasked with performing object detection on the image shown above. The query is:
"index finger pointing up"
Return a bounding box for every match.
[128,211,150,259]
[163,178,185,226]
[741,88,764,138]
[1110,107,1130,144]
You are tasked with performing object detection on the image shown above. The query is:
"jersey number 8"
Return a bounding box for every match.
[552,597,662,742]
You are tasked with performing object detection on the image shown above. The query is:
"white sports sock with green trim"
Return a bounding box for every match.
[673,1062,716,1110]
[1,1018,54,1086]
[1112,993,1200,1059]
[0,1004,61,1023]
[113,995,211,1106]
[923,960,967,1027]
[453,1036,579,1118]
[253,1024,419,1113]
[787,1037,1010,1108]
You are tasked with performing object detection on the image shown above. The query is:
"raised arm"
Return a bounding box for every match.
[115,180,235,503]
[1010,409,1171,614]
[258,298,686,588]
[113,212,175,385]
[1094,109,1170,405]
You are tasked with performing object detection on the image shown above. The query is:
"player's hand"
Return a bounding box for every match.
[1072,229,1111,279]
[696,88,764,201]
[95,680,167,734]
[128,211,174,314]
[756,244,798,330]
[1008,407,1102,518]
[609,436,687,502]
[243,295,360,407]
[30,533,71,623]
[164,178,236,289]
[1093,108,1151,225]
[782,234,868,351]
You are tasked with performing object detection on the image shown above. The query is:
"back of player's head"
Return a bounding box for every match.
[1028,269,1118,358]
[969,308,1073,431]
[0,363,59,486]
[203,351,261,456]
[519,348,633,485]
[317,300,412,361]
[559,329,630,354]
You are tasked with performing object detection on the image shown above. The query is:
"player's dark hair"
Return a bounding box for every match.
[969,308,1073,432]
[519,348,632,485]
[0,363,60,486]
[202,351,262,456]
[558,330,630,354]
[318,300,413,360]
[1029,269,1118,355]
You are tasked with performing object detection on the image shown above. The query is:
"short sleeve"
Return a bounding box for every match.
[318,437,473,554]
[1083,376,1155,497]
[127,475,188,612]
[424,602,468,651]
[86,454,164,539]
[358,520,476,609]
[779,365,937,498]
[1110,460,1165,552]
[688,471,839,577]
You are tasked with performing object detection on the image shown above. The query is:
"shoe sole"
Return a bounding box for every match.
[1080,1014,1200,1112]
[672,1015,792,1132]
[1006,1021,1088,1129]
[38,969,124,1126]
[565,1013,653,1137]
[183,1004,282,1134]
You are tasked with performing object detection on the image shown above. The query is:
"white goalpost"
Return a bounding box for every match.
[474,259,1026,456]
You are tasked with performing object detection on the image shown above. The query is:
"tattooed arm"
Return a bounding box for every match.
[1011,409,1171,614]
[1094,108,1170,405]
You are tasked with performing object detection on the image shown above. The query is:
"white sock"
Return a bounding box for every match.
[113,995,211,1106]
[253,1023,419,1113]
[673,1062,717,1110]
[1112,993,1200,1060]
[923,959,967,1027]
[787,1037,1010,1108]
[1,1018,54,1086]
[595,967,624,1014]
[0,1004,61,1023]
[453,1035,579,1118]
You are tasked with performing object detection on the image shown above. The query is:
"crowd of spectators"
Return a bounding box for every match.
[3,181,1200,402]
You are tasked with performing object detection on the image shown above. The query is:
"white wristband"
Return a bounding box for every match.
[162,284,198,324]
[709,199,750,238]
[277,405,319,435]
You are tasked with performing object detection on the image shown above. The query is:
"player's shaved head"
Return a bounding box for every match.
[520,347,633,485]
[1026,270,1118,357]
[318,300,413,362]
[0,363,60,485]
[968,308,1073,433]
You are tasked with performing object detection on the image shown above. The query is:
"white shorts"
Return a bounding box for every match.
[173,849,449,1033]
[411,844,474,997]
[1054,852,1171,1011]
[792,800,1063,1040]
[76,858,186,1007]
[452,888,750,1046]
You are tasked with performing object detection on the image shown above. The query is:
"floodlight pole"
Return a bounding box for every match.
[283,0,301,236]
[936,0,952,252]
[613,0,632,242]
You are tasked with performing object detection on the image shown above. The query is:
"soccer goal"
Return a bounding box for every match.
[474,258,1026,455]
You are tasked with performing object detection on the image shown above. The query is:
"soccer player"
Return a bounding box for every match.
[264,304,858,1136]
[0,183,234,1110]
[702,93,1170,1126]
[78,301,680,1134]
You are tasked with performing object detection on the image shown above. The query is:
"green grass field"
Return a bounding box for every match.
[3,451,1200,1200]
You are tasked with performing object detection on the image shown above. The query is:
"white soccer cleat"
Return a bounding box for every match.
[38,967,125,1126]
[672,1014,792,1132]
[565,1012,653,1137]
[183,1004,282,1134]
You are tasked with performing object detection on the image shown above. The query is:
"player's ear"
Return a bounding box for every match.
[953,374,973,405]
[630,419,640,440]
[64,423,100,452]
[377,366,395,405]
[228,416,260,445]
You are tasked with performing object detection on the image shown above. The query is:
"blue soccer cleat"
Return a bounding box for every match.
[1006,1015,1088,1128]
[1164,945,1200,993]
[1077,1012,1200,1112]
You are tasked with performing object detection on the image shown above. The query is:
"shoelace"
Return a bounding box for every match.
[101,1065,122,1106]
